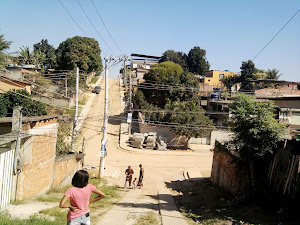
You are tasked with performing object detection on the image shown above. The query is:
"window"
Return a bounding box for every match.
[219,74,224,79]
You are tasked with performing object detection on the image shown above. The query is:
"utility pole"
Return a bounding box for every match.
[99,57,109,178]
[13,106,22,175]
[65,76,68,97]
[71,67,79,152]
[128,61,132,111]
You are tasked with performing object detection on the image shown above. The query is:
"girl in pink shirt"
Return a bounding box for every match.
[59,170,105,225]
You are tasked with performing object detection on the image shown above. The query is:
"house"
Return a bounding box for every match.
[0,107,83,209]
[254,79,300,97]
[200,70,241,87]
[130,53,160,85]
[0,75,32,94]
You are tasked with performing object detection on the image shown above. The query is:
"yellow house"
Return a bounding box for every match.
[201,70,241,87]
[0,75,32,94]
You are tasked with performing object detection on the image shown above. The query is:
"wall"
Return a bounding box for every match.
[53,154,83,187]
[32,95,74,108]
[0,77,31,94]
[16,123,57,200]
[210,130,233,146]
[202,70,241,86]
[211,151,249,194]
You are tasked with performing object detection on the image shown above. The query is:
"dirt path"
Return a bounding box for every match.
[81,78,214,224]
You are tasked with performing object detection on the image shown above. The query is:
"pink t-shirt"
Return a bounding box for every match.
[64,184,96,222]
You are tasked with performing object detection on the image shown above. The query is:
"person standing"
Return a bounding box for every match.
[138,164,144,188]
[124,166,134,188]
[59,170,105,225]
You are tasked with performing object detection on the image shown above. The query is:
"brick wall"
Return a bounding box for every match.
[53,154,83,187]
[16,129,56,200]
[211,151,249,194]
[15,118,84,200]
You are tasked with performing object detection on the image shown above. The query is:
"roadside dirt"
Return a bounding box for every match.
[167,178,300,225]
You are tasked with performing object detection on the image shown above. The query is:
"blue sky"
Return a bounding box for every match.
[0,0,299,81]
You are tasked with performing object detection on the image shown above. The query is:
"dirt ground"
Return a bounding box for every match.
[167,178,300,225]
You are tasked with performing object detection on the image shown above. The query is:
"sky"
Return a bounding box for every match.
[0,0,299,81]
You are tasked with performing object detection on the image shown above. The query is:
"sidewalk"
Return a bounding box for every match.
[75,76,103,132]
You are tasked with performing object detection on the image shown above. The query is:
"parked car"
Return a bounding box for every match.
[92,86,101,94]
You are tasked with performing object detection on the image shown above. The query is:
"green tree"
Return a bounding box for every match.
[221,93,285,186]
[239,60,257,90]
[0,33,12,66]
[220,75,239,90]
[18,46,33,64]
[0,89,47,117]
[187,46,210,75]
[159,50,188,70]
[56,36,103,72]
[166,100,214,145]
[142,61,199,107]
[33,39,56,68]
[266,68,282,80]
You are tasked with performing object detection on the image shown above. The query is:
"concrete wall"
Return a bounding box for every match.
[211,151,249,194]
[210,130,233,146]
[32,95,74,108]
[0,77,31,94]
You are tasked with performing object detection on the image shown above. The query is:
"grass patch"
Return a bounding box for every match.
[66,106,83,118]
[11,200,26,205]
[134,211,160,225]
[38,178,121,224]
[35,195,62,203]
[0,213,56,225]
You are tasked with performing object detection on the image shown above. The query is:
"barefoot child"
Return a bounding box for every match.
[132,178,137,189]
[59,170,105,225]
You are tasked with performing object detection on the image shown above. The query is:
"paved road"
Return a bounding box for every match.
[81,78,213,224]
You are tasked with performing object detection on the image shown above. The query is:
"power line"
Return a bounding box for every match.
[76,0,116,55]
[90,0,124,54]
[252,9,300,61]
[58,0,89,37]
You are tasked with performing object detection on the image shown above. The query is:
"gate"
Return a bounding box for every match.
[0,148,15,209]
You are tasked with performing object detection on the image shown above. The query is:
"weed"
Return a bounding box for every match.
[133,211,160,225]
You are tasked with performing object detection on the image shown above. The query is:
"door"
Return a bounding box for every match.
[0,148,15,209]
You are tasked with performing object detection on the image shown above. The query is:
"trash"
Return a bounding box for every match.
[192,217,199,223]
[188,209,192,213]
[216,209,222,213]
[220,198,225,201]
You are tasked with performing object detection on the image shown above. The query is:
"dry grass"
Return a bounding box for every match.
[133,211,160,225]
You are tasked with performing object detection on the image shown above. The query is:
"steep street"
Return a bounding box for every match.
[80,78,214,224]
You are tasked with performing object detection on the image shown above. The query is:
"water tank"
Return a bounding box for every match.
[213,87,221,92]
[211,93,220,99]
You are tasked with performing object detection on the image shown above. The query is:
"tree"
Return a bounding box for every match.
[33,39,56,68]
[221,93,285,186]
[220,75,239,90]
[0,89,47,117]
[0,33,12,66]
[142,61,199,107]
[18,46,33,64]
[239,60,257,90]
[56,36,103,72]
[159,50,188,70]
[187,46,210,75]
[266,68,282,80]
[166,100,214,145]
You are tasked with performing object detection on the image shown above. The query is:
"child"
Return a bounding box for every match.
[59,170,105,225]
[132,178,137,189]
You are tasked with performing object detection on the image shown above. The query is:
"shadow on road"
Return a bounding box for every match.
[165,178,300,225]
